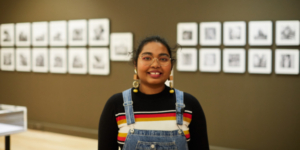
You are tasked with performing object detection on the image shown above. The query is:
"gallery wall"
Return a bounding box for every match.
[0,0,299,150]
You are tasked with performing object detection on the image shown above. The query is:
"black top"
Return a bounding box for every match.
[98,86,209,150]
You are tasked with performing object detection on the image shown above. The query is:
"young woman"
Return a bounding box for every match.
[98,36,209,150]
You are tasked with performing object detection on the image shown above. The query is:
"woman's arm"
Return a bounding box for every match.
[185,94,209,150]
[98,95,120,150]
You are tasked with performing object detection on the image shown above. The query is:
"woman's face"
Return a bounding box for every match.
[136,42,172,87]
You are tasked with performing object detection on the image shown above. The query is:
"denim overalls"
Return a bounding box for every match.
[121,88,188,150]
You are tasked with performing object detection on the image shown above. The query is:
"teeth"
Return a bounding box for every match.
[150,72,160,75]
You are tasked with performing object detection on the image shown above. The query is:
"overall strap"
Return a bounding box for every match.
[122,88,135,125]
[175,89,185,125]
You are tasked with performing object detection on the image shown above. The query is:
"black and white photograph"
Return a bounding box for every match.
[110,32,133,61]
[223,48,245,73]
[177,22,198,46]
[32,22,48,46]
[276,21,300,46]
[248,49,272,74]
[16,48,31,72]
[88,19,110,46]
[88,48,110,75]
[49,48,67,74]
[223,21,246,46]
[68,20,87,46]
[176,48,197,72]
[275,49,299,74]
[0,23,15,46]
[0,48,15,71]
[32,48,48,73]
[199,48,221,72]
[199,22,221,46]
[249,21,273,46]
[49,21,67,46]
[68,48,87,74]
[16,23,31,46]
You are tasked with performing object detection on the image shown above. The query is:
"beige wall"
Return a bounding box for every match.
[0,0,299,149]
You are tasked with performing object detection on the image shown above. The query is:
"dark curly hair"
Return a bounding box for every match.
[131,36,177,67]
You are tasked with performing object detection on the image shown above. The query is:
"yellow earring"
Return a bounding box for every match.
[169,76,174,94]
[133,69,139,93]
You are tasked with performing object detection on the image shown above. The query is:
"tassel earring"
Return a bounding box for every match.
[169,76,174,94]
[133,69,139,93]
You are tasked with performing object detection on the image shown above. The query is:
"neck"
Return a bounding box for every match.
[139,83,165,95]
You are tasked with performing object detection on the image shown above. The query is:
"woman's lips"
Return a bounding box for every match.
[148,72,162,78]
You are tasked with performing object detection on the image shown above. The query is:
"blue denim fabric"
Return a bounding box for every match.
[123,129,188,150]
[122,88,188,150]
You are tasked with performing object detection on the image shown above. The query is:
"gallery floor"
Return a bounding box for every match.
[0,129,241,150]
[0,129,97,150]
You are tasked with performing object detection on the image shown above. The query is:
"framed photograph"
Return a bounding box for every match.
[275,49,299,74]
[68,48,87,74]
[16,48,31,72]
[176,48,197,72]
[248,49,272,74]
[16,23,31,46]
[88,48,110,75]
[199,48,221,72]
[68,19,87,46]
[110,32,133,61]
[88,19,110,46]
[0,48,15,71]
[223,21,246,46]
[32,22,48,46]
[49,48,67,74]
[32,48,48,73]
[199,22,221,46]
[276,20,300,46]
[249,21,273,46]
[177,22,198,46]
[0,23,15,46]
[49,21,67,46]
[223,48,246,73]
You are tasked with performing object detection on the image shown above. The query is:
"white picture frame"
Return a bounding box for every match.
[223,21,246,46]
[32,22,48,46]
[16,48,31,72]
[88,19,110,46]
[199,48,221,72]
[68,48,87,74]
[276,20,300,46]
[110,32,133,61]
[0,48,15,71]
[0,23,15,46]
[88,48,110,75]
[275,49,299,75]
[49,48,67,74]
[68,20,87,46]
[248,49,272,74]
[199,22,221,46]
[249,21,273,46]
[16,23,31,46]
[32,48,48,73]
[177,22,198,46]
[176,48,197,72]
[49,21,67,46]
[223,48,246,73]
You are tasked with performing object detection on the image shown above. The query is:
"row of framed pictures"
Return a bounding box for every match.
[177,48,299,75]
[0,18,110,46]
[177,20,300,46]
[0,48,110,75]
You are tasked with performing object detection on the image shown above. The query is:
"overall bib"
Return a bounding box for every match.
[122,88,188,150]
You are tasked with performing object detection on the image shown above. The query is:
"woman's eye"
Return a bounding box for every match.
[143,57,152,61]
[160,58,168,62]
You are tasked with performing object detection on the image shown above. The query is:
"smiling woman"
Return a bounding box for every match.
[98,36,209,150]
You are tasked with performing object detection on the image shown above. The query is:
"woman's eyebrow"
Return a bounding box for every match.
[141,52,153,55]
[159,53,170,57]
